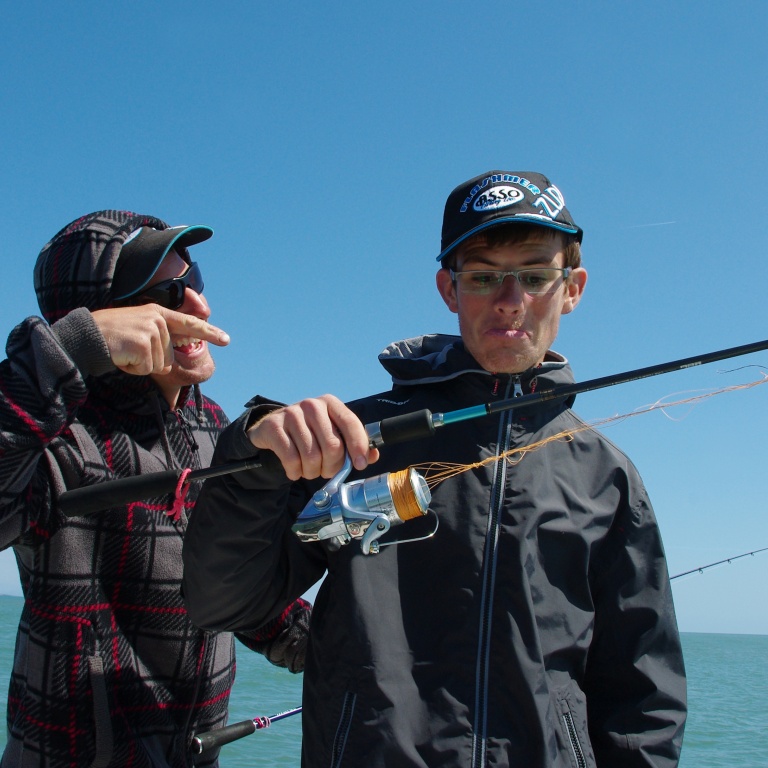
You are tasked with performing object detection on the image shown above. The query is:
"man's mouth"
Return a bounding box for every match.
[172,337,203,355]
[486,320,525,338]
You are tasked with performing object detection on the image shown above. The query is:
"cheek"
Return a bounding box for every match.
[542,307,565,341]
[454,293,484,325]
[525,301,558,333]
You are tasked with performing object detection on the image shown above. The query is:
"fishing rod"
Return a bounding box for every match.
[670,547,768,580]
[59,337,768,522]
[190,705,302,756]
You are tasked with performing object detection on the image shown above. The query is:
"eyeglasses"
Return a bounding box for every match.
[135,262,204,309]
[450,267,571,296]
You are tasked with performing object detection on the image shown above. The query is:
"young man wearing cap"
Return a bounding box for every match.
[183,172,687,767]
[0,211,310,767]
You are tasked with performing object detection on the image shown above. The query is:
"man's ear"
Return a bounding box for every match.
[436,268,459,314]
[561,267,587,315]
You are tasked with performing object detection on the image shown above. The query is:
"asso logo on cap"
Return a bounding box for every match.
[462,176,568,223]
[472,186,524,212]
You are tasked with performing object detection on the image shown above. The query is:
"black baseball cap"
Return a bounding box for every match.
[112,224,214,301]
[437,171,582,262]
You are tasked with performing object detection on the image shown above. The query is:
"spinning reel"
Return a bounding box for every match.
[291,455,433,554]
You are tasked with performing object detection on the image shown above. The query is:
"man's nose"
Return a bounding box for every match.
[494,273,525,305]
[182,288,211,319]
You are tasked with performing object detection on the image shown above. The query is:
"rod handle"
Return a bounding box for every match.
[191,719,257,755]
[367,409,435,447]
[59,470,181,517]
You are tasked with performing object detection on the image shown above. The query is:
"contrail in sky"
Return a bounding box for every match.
[625,221,677,229]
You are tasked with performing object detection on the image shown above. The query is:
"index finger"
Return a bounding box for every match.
[321,395,379,471]
[159,308,231,346]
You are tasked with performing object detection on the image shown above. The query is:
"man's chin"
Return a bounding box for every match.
[176,361,217,387]
[151,360,216,391]
[472,348,539,375]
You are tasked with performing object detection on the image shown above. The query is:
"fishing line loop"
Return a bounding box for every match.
[167,467,192,521]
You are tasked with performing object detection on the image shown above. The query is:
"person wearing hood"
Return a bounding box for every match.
[0,210,310,767]
[182,173,687,767]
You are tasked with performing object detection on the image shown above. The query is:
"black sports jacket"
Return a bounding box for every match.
[184,334,686,768]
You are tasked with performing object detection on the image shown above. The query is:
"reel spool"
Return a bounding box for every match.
[292,455,431,554]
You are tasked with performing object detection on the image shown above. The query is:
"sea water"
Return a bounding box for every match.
[0,595,765,766]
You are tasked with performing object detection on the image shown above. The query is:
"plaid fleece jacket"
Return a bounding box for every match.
[0,211,309,767]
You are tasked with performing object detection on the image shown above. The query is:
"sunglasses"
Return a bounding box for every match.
[134,262,205,310]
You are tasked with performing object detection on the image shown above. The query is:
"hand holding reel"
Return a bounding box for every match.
[291,454,435,554]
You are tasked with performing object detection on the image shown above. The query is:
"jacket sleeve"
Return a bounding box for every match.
[584,473,687,767]
[235,596,312,673]
[182,405,328,634]
[0,310,113,547]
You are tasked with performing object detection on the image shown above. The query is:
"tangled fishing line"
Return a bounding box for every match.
[409,372,768,490]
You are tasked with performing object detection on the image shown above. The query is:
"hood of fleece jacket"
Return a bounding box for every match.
[378,333,569,388]
[34,210,170,323]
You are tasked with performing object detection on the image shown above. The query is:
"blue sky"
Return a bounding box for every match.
[1,1,767,634]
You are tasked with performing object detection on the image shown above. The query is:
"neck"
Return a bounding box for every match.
[154,380,183,410]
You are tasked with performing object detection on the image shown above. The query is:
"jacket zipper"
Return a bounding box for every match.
[330,692,357,768]
[562,711,587,768]
[175,409,200,456]
[471,375,519,768]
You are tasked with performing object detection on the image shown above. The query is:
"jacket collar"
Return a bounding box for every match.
[378,334,572,394]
